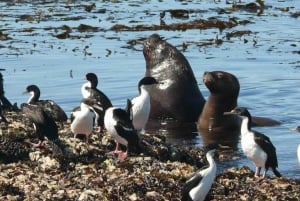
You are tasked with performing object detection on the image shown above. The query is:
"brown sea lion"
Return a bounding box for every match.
[143,34,205,122]
[198,71,281,130]
[197,71,280,148]
[198,71,240,131]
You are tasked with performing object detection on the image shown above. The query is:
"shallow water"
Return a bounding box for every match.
[1,0,300,178]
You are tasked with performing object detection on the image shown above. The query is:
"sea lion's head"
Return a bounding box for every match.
[143,34,180,70]
[142,34,205,122]
[143,34,167,68]
[203,71,240,99]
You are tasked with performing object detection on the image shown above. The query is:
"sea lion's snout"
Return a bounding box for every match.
[203,71,214,85]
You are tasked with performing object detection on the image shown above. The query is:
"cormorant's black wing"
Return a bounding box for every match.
[21,103,59,141]
[113,108,139,153]
[88,87,113,110]
[253,130,278,168]
[182,172,203,201]
[113,108,133,129]
[38,100,67,122]
[21,103,46,125]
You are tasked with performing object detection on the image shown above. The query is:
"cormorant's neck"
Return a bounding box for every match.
[240,117,251,135]
[28,91,40,103]
[139,86,149,96]
[206,151,216,169]
[90,80,97,89]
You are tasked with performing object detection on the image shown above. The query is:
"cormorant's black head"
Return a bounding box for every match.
[25,85,40,94]
[230,107,252,122]
[229,107,252,131]
[138,76,158,92]
[85,73,98,88]
[24,85,41,103]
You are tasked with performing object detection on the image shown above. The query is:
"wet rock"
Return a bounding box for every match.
[168,9,189,19]
[77,24,98,32]
[291,11,300,18]
[111,17,247,32]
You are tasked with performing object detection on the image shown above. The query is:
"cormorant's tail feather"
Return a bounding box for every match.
[273,168,282,177]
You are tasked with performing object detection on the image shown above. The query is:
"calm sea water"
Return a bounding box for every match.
[1,0,299,178]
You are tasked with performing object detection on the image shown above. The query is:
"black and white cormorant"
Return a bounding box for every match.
[81,73,113,132]
[181,143,218,201]
[21,103,63,154]
[129,76,158,133]
[104,99,139,161]
[70,99,95,143]
[231,107,281,178]
[23,84,67,123]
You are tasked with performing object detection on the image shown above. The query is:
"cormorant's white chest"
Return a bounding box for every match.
[71,104,94,135]
[131,87,151,131]
[27,91,35,104]
[81,82,91,99]
[240,120,267,168]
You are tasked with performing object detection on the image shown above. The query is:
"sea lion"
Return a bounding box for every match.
[197,71,241,147]
[198,71,240,131]
[143,33,205,122]
[198,71,281,131]
[197,71,280,148]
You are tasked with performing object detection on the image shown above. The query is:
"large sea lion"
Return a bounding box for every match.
[143,34,205,122]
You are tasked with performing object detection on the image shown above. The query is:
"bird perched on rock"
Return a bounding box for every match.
[23,84,67,123]
[81,73,113,132]
[70,99,95,143]
[21,103,64,155]
[230,107,281,178]
[104,99,139,161]
[181,143,218,201]
[128,76,158,133]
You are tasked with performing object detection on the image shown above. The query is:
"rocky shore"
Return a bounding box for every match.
[0,111,299,201]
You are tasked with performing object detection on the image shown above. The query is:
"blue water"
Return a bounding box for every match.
[1,0,300,178]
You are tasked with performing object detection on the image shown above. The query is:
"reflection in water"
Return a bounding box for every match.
[198,128,240,150]
[145,119,240,149]
[145,119,200,146]
[145,118,243,173]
